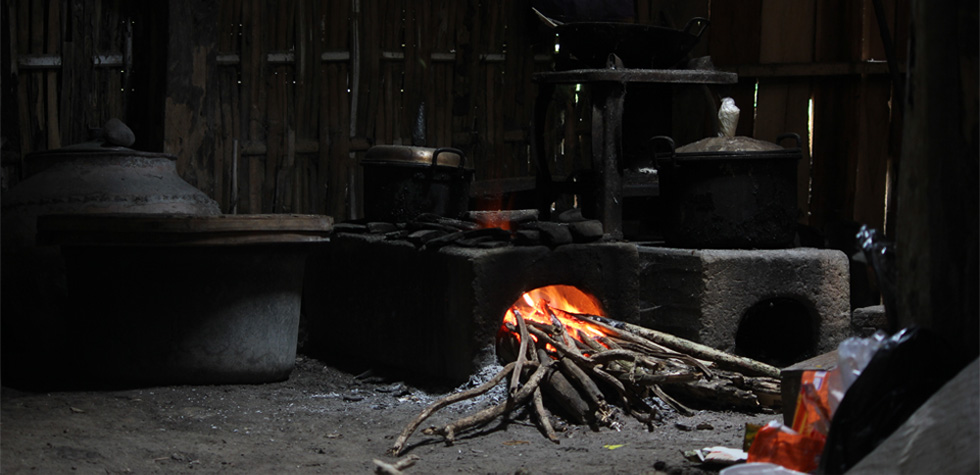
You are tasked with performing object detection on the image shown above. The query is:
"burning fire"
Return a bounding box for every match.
[498,285,611,355]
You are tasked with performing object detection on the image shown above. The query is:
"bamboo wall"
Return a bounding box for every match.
[3,0,907,236]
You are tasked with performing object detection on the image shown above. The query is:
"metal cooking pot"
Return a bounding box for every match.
[654,133,802,249]
[554,17,709,70]
[361,145,474,222]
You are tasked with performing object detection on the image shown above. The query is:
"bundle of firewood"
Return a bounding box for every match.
[389,305,781,455]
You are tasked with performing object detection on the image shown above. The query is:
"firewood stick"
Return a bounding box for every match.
[559,357,617,427]
[605,338,714,378]
[532,386,559,443]
[546,306,582,356]
[538,349,590,425]
[373,454,420,475]
[598,336,622,350]
[509,311,531,397]
[580,315,781,378]
[590,349,662,371]
[651,384,696,416]
[665,378,762,410]
[425,359,556,444]
[586,337,630,373]
[617,370,698,386]
[526,326,592,368]
[389,361,520,455]
[559,357,606,411]
[526,326,629,400]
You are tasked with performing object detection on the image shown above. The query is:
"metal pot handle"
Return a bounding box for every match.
[776,133,802,149]
[431,147,467,169]
[648,135,676,170]
[683,17,710,40]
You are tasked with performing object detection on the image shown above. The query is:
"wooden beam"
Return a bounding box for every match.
[732,60,898,78]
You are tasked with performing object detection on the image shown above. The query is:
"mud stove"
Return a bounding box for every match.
[304,229,639,383]
[303,220,850,384]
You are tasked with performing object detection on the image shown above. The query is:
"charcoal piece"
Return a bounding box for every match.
[384,229,413,240]
[455,236,496,248]
[422,231,465,250]
[407,229,445,247]
[569,220,604,242]
[555,208,586,223]
[410,221,468,233]
[465,209,540,228]
[473,240,511,249]
[413,213,480,231]
[366,222,399,234]
[514,229,541,246]
[461,227,512,241]
[533,222,573,247]
[437,217,481,231]
[334,223,369,234]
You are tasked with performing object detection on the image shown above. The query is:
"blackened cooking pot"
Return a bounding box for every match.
[655,133,802,249]
[361,145,473,222]
[554,17,709,70]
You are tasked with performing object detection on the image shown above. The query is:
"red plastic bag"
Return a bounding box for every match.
[791,369,841,438]
[746,421,825,473]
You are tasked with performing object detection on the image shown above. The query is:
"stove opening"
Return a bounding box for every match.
[496,285,608,362]
[734,297,817,367]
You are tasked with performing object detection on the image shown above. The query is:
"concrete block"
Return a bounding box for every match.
[851,304,889,337]
[637,246,851,367]
[303,234,639,384]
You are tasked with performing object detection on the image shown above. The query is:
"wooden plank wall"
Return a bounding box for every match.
[5,0,905,233]
[202,0,549,218]
[709,0,908,238]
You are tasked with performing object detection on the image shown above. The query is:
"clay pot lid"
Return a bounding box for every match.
[37,214,334,247]
[667,97,801,161]
[363,145,470,169]
[23,119,177,179]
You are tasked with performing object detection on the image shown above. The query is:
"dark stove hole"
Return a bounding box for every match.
[734,297,817,368]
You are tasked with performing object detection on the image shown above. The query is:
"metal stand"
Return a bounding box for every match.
[532,68,737,238]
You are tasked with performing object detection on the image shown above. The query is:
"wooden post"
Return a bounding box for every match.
[896,0,979,359]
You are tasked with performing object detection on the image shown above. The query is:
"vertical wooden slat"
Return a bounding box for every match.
[322,0,352,218]
[15,0,35,158]
[45,1,61,149]
[755,0,815,224]
[242,0,266,213]
[164,0,218,200]
[708,0,762,138]
[809,0,865,232]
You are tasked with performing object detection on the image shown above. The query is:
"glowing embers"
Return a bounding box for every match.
[497,285,612,359]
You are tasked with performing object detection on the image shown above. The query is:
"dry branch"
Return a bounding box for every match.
[389,361,517,455]
[582,314,781,378]
[390,310,782,453]
[423,359,556,444]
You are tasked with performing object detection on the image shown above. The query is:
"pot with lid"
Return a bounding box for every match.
[0,119,221,389]
[361,145,474,222]
[2,118,220,250]
[655,98,802,249]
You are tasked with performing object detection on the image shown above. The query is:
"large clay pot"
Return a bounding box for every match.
[37,213,332,386]
[0,119,220,389]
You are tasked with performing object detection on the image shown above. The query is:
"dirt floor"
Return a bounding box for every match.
[1,354,780,474]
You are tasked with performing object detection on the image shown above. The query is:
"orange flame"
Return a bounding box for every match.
[498,285,610,354]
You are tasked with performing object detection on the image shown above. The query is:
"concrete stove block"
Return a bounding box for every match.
[636,246,851,367]
[303,234,639,384]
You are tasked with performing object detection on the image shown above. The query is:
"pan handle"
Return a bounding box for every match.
[683,17,710,40]
[432,147,467,169]
[776,133,802,149]
[648,135,676,170]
